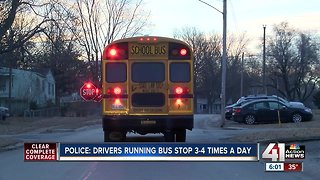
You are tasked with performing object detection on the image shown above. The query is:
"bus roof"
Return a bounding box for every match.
[107,36,191,48]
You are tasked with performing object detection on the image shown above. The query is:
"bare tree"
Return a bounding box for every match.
[225,33,249,102]
[73,0,150,82]
[0,0,54,55]
[33,1,90,100]
[174,27,221,113]
[174,27,251,112]
[267,22,320,102]
[0,0,56,113]
[294,33,320,101]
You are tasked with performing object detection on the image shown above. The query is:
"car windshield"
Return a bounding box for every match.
[236,97,246,104]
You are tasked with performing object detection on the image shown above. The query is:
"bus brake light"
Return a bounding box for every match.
[175,87,183,94]
[114,87,122,95]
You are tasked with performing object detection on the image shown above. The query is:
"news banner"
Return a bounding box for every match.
[24,142,305,172]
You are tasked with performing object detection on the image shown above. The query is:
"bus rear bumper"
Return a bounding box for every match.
[102,115,194,132]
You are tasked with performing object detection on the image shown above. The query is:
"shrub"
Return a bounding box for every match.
[313,91,320,109]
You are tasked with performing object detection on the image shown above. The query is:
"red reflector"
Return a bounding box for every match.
[175,87,183,94]
[109,49,117,56]
[180,49,187,56]
[114,87,122,95]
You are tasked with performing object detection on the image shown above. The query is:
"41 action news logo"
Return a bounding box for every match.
[262,143,305,162]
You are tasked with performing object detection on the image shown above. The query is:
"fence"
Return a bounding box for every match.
[24,107,61,118]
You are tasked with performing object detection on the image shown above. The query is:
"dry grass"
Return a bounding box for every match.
[313,109,320,116]
[0,116,100,135]
[0,116,101,149]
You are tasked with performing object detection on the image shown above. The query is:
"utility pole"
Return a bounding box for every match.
[263,25,266,94]
[221,0,227,127]
[199,0,227,127]
[241,52,244,97]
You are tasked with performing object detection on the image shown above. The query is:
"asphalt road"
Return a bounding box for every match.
[0,115,319,180]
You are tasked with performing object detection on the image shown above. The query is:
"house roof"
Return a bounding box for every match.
[32,69,52,77]
[0,67,52,78]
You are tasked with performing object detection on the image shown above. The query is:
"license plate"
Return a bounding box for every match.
[141,120,156,125]
[111,104,124,110]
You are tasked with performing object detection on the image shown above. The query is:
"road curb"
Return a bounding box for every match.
[256,136,320,143]
[222,127,248,130]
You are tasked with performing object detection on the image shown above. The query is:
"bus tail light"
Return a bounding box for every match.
[175,87,183,94]
[106,87,128,99]
[175,87,190,94]
[107,87,123,95]
[113,87,122,95]
[169,87,192,99]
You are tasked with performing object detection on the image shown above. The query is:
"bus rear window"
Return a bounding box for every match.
[170,62,190,82]
[106,63,127,82]
[132,62,165,82]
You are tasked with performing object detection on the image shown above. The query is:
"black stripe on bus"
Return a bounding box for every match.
[103,94,128,98]
[169,94,193,98]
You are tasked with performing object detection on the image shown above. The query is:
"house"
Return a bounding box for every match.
[0,67,56,115]
[196,98,233,114]
[196,98,208,113]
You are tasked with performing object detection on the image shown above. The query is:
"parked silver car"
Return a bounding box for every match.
[0,106,10,120]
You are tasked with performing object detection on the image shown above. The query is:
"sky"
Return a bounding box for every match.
[144,0,320,53]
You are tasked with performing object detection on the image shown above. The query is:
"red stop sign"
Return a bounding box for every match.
[80,82,97,101]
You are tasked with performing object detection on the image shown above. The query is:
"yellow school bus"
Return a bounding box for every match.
[101,36,193,142]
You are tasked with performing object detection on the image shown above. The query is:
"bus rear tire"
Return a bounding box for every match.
[164,131,175,142]
[175,129,186,142]
[104,130,126,142]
